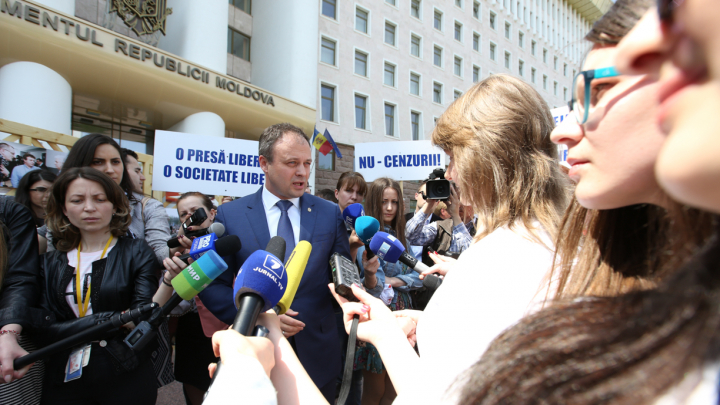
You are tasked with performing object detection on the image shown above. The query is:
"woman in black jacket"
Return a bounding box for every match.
[40,167,158,404]
[0,196,45,405]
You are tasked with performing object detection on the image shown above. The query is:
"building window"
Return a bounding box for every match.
[454,21,462,41]
[518,60,524,76]
[543,48,547,63]
[410,72,420,95]
[505,22,511,39]
[473,65,480,82]
[354,50,368,76]
[573,69,576,78]
[531,67,536,83]
[490,43,496,61]
[229,0,251,14]
[411,0,421,18]
[473,0,480,18]
[433,82,442,104]
[553,56,558,70]
[384,62,396,87]
[386,0,396,5]
[321,84,335,121]
[411,112,421,140]
[385,22,396,46]
[563,87,567,100]
[543,74,547,90]
[454,56,462,76]
[473,32,480,51]
[553,81,558,95]
[355,94,367,129]
[321,0,336,19]
[317,151,334,170]
[531,40,536,55]
[434,10,442,30]
[563,63,567,76]
[434,46,442,67]
[504,51,511,69]
[410,35,421,57]
[320,37,336,65]
[384,103,396,136]
[454,90,462,100]
[489,11,496,29]
[356,8,369,33]
[228,29,250,61]
[455,0,462,8]
[518,31,524,47]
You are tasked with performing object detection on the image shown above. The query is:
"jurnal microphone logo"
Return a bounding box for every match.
[263,255,285,279]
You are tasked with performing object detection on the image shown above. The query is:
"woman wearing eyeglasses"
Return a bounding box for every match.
[548,0,712,300]
[14,170,57,228]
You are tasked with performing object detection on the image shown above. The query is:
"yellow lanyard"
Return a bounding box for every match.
[76,236,113,318]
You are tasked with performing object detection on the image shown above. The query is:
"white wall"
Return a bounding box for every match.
[251,0,319,108]
[157,0,228,73]
[34,0,74,15]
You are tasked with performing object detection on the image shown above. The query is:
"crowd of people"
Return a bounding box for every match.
[1,0,720,403]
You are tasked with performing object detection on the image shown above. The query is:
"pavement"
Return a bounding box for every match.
[156,381,186,405]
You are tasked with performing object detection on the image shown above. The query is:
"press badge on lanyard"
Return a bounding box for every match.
[65,236,113,382]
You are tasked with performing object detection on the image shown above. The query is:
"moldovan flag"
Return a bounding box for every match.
[312,128,343,158]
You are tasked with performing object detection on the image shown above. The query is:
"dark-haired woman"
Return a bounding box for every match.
[15,170,57,254]
[39,167,159,404]
[0,197,45,405]
[54,134,173,263]
[166,191,221,405]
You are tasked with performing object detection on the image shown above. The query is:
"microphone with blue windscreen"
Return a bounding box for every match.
[369,231,431,274]
[355,216,380,260]
[342,203,365,229]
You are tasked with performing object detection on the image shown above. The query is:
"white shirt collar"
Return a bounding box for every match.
[262,185,301,212]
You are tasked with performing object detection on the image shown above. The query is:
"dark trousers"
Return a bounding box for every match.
[41,345,156,405]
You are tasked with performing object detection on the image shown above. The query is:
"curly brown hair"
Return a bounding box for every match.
[46,167,131,252]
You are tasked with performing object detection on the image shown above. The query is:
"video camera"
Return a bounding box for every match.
[425,168,451,201]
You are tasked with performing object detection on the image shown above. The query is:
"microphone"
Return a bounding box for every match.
[167,222,225,248]
[232,236,287,336]
[274,241,312,315]
[342,203,365,229]
[369,231,431,274]
[422,274,443,290]
[125,250,232,352]
[178,234,241,264]
[355,216,380,260]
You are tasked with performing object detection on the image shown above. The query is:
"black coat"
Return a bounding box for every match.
[0,196,46,330]
[39,237,159,380]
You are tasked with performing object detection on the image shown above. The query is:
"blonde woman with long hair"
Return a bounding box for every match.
[331,74,570,404]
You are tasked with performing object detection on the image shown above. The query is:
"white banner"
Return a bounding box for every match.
[354,141,446,182]
[152,130,264,197]
[550,106,569,162]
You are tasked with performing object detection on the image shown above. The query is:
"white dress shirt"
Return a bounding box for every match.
[262,185,301,246]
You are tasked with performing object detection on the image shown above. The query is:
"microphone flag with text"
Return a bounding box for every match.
[231,236,287,336]
[369,231,431,274]
[167,222,226,248]
[342,203,365,229]
[355,216,380,260]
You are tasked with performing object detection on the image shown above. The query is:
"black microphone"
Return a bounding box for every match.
[177,235,241,264]
[167,222,226,248]
[422,274,443,290]
[231,236,287,336]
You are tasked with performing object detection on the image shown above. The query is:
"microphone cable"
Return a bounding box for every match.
[337,315,360,405]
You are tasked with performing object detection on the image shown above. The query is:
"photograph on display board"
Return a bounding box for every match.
[0,141,68,194]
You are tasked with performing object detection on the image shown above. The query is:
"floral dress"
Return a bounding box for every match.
[354,228,423,373]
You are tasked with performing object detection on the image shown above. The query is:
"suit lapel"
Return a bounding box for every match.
[245,188,271,249]
[299,194,317,242]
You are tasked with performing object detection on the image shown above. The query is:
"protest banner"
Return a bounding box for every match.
[152,130,263,197]
[550,106,569,162]
[354,140,446,182]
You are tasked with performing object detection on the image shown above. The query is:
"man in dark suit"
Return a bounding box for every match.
[199,123,351,401]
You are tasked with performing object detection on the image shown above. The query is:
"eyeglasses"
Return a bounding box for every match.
[29,187,50,193]
[658,0,685,23]
[568,66,620,125]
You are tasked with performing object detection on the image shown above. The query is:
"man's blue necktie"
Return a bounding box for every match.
[276,200,295,262]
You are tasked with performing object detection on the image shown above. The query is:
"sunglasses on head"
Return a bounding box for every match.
[658,0,685,23]
[29,187,50,193]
